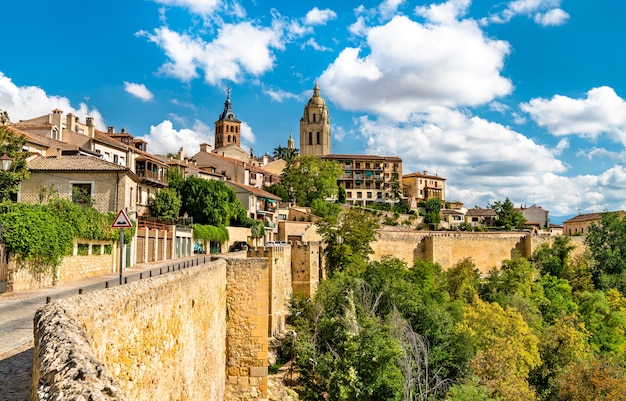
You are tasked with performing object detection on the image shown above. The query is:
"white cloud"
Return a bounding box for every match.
[359,107,568,210]
[263,87,302,103]
[301,38,332,52]
[0,71,106,130]
[137,119,211,155]
[484,0,569,26]
[304,7,337,26]
[240,121,255,146]
[320,15,512,120]
[124,82,154,101]
[379,0,405,20]
[140,21,283,85]
[534,8,569,26]
[521,86,626,144]
[415,0,471,24]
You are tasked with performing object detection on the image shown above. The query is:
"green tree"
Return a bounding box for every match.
[531,235,576,278]
[310,198,341,219]
[390,165,402,204]
[0,125,29,202]
[266,183,290,202]
[531,313,590,401]
[457,299,541,401]
[490,198,526,229]
[337,186,347,204]
[179,177,248,226]
[585,211,626,291]
[316,207,379,276]
[424,197,442,228]
[445,377,499,401]
[149,188,182,219]
[281,155,341,207]
[272,145,299,164]
[446,258,482,303]
[250,219,265,247]
[556,357,626,401]
[578,290,626,357]
[291,275,404,401]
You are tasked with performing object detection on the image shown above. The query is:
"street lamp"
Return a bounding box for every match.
[0,153,12,172]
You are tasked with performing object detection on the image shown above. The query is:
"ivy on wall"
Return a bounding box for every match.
[193,224,229,243]
[0,199,136,268]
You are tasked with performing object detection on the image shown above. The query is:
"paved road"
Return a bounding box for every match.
[0,255,212,400]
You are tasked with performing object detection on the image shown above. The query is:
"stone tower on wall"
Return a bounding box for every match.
[300,82,331,156]
[214,87,241,150]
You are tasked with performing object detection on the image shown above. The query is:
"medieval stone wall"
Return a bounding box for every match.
[372,230,587,274]
[291,242,320,298]
[32,260,228,401]
[248,246,293,337]
[225,257,270,400]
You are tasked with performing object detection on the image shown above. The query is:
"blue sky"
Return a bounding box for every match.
[1,0,626,221]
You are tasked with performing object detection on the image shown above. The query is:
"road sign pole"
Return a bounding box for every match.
[119,228,124,285]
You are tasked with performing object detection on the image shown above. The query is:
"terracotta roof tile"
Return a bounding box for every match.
[28,155,129,171]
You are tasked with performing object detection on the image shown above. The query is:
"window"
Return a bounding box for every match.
[313,113,316,122]
[309,132,313,145]
[316,132,320,144]
[72,183,92,206]
[367,192,372,199]
[357,192,362,198]
[137,186,141,203]
[347,191,352,198]
[113,154,119,164]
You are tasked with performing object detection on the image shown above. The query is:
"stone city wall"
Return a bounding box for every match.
[248,246,293,337]
[372,230,587,274]
[32,259,228,401]
[225,257,270,400]
[291,242,320,298]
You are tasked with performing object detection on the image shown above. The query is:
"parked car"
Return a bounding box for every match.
[265,241,289,247]
[229,241,249,252]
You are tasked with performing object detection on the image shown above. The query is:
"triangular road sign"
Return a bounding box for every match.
[112,209,132,228]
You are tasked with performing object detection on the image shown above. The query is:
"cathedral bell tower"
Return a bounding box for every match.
[214,86,241,150]
[300,82,331,156]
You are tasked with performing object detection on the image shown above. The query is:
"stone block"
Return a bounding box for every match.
[250,366,268,377]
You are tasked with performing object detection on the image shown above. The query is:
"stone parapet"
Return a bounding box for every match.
[32,260,228,401]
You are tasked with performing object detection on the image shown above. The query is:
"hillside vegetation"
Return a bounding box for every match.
[287,210,626,401]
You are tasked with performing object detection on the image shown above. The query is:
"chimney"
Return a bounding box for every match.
[199,143,211,153]
[108,126,115,134]
[86,117,94,127]
[66,113,75,132]
[56,148,63,158]
[178,147,185,161]
[423,170,428,175]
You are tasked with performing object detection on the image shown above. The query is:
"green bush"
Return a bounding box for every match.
[193,224,229,242]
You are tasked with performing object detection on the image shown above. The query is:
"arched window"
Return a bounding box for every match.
[313,113,316,123]
[308,132,313,145]
[230,126,234,133]
[316,132,320,144]
[228,135,231,142]
[236,126,239,133]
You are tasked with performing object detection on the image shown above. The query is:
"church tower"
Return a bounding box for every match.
[300,82,331,156]
[214,87,241,150]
